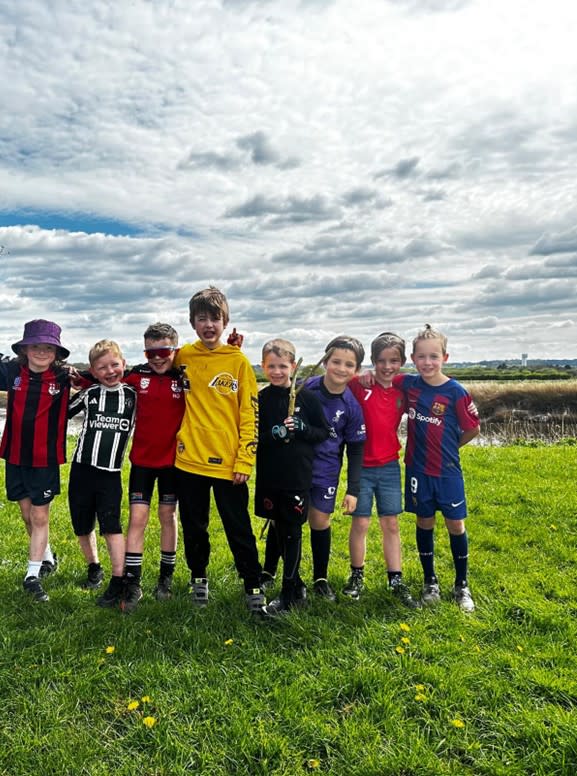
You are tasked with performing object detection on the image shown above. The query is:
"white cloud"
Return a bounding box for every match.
[0,0,576,363]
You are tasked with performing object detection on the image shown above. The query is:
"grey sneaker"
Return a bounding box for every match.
[313,578,336,601]
[453,582,475,612]
[190,577,209,607]
[342,569,364,600]
[246,587,267,616]
[39,554,58,579]
[154,575,173,601]
[23,576,49,602]
[421,578,441,606]
[390,578,421,609]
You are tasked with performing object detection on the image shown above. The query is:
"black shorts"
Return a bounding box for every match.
[68,462,123,536]
[128,464,177,506]
[254,488,309,525]
[5,462,61,506]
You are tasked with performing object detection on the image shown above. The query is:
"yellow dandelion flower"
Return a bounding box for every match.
[451,718,465,729]
[143,716,157,728]
[399,623,411,632]
[415,693,426,702]
[516,645,523,653]
[415,684,425,691]
[224,638,234,646]
[141,696,151,703]
[105,646,115,654]
[395,645,405,655]
[401,636,410,645]
[307,759,320,769]
[127,700,140,711]
[550,524,557,531]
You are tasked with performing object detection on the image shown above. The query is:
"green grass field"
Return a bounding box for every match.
[1,444,576,776]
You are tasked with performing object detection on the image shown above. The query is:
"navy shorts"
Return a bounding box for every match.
[404,467,467,519]
[5,462,61,506]
[352,460,402,517]
[309,484,338,514]
[68,462,123,536]
[129,464,177,506]
[254,488,309,525]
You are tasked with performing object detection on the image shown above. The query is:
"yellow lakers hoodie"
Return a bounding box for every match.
[174,341,258,479]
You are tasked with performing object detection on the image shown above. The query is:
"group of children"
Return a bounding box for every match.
[0,287,480,618]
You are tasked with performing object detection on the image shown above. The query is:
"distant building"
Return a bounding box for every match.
[521,353,528,367]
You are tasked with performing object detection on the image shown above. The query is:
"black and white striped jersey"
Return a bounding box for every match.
[69,383,137,471]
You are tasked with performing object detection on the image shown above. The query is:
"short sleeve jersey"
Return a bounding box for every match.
[0,360,70,467]
[304,376,366,488]
[69,383,137,471]
[348,377,405,467]
[393,374,479,477]
[123,365,185,468]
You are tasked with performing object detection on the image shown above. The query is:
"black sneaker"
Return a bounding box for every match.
[259,570,276,590]
[120,581,143,614]
[342,569,364,600]
[421,577,441,606]
[190,577,209,607]
[96,581,124,608]
[262,593,294,618]
[23,576,49,602]
[82,564,104,590]
[39,554,58,579]
[389,578,421,609]
[313,578,336,602]
[153,575,173,601]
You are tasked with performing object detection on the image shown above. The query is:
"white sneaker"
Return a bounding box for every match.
[421,579,441,606]
[453,583,475,612]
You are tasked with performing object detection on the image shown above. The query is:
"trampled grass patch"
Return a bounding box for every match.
[0,445,576,775]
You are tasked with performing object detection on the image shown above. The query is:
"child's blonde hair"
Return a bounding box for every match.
[89,339,124,366]
[189,287,230,327]
[323,335,365,369]
[261,338,296,363]
[371,332,406,365]
[412,324,448,355]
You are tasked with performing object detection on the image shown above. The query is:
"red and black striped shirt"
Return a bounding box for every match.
[0,360,70,467]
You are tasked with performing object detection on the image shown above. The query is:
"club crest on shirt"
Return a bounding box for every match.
[431,402,446,416]
[140,377,150,389]
[209,372,238,395]
[48,383,60,396]
[171,380,182,395]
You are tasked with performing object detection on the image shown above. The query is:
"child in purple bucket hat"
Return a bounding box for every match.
[1,319,71,602]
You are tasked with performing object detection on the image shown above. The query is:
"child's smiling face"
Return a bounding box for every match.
[373,346,404,388]
[23,344,57,373]
[91,351,126,388]
[411,338,448,384]
[144,337,177,374]
[262,352,295,388]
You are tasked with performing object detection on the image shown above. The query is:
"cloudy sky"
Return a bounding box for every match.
[1,0,576,365]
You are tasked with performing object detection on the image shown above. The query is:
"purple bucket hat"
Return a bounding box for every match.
[11,319,70,359]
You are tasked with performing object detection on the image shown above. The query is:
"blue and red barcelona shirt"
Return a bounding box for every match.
[393,374,479,477]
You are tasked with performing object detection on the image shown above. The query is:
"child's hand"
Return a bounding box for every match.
[283,415,308,436]
[227,328,244,348]
[357,370,376,388]
[342,494,357,515]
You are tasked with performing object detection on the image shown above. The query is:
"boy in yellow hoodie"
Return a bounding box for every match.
[174,287,265,616]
